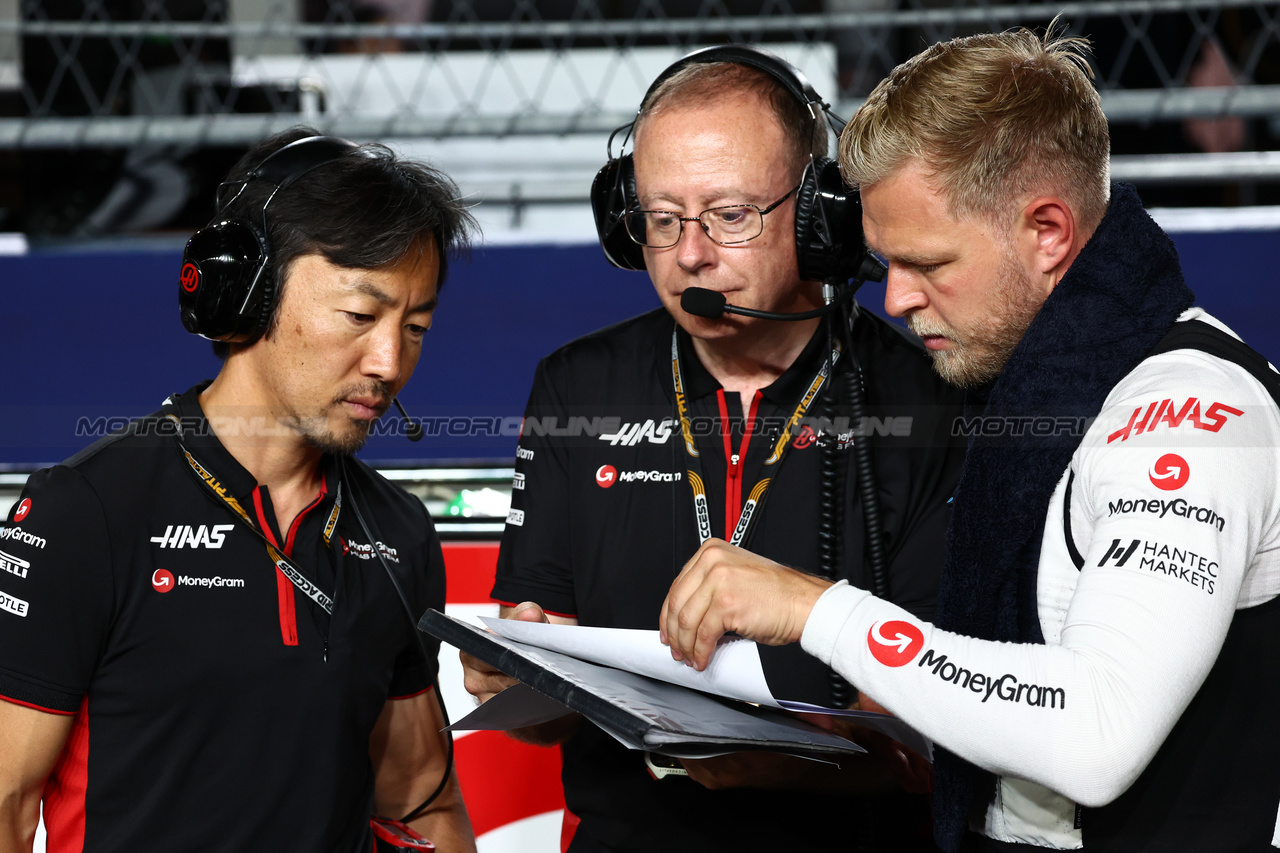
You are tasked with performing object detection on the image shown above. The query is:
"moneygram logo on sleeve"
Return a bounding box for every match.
[867,620,925,667]
[1149,454,1190,491]
[1108,494,1224,532]
[0,527,46,549]
[869,619,1068,709]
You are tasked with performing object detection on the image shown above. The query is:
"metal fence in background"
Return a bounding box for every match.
[2,0,1279,236]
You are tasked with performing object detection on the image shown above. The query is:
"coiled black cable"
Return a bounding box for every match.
[818,377,853,709]
[846,351,889,600]
[818,297,888,709]
[819,296,892,853]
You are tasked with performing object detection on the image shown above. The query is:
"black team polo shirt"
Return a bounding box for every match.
[494,306,966,852]
[0,384,445,852]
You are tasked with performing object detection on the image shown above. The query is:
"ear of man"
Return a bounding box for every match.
[1016,196,1080,299]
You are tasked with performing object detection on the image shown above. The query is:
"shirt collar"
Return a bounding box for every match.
[676,323,832,408]
[164,381,336,504]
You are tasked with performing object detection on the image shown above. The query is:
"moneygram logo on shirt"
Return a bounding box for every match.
[1149,454,1190,491]
[340,537,401,563]
[867,620,925,667]
[594,465,682,487]
[152,569,245,593]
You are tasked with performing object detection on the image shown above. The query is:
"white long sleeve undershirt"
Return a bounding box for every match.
[801,311,1280,846]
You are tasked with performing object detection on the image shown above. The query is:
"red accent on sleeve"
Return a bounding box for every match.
[491,600,578,619]
[43,697,89,853]
[0,694,77,716]
[388,684,435,701]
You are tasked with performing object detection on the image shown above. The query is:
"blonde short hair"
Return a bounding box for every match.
[839,24,1111,229]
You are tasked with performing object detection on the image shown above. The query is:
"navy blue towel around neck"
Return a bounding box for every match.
[929,183,1196,851]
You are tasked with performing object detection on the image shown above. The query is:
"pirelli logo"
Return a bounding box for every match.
[0,549,30,579]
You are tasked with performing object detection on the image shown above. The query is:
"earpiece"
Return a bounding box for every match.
[179,135,360,342]
[590,45,869,283]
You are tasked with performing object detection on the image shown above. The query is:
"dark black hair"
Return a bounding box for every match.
[211,125,478,358]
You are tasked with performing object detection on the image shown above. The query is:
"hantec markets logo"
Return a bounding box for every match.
[152,569,175,593]
[1149,454,1190,491]
[180,262,200,293]
[867,620,925,667]
[792,425,817,450]
[596,465,618,488]
[12,499,31,523]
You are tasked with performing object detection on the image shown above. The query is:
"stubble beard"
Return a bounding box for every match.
[299,419,372,456]
[289,380,392,456]
[908,251,1044,389]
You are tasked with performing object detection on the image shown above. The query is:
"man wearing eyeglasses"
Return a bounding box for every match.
[462,48,966,852]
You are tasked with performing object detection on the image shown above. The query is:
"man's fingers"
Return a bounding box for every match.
[665,540,706,640]
[662,539,724,649]
[675,574,723,670]
[460,648,518,704]
[459,649,498,679]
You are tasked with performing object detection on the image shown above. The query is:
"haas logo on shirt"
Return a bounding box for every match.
[867,620,925,667]
[1149,454,1190,491]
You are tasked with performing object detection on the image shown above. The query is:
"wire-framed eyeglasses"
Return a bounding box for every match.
[623,184,799,249]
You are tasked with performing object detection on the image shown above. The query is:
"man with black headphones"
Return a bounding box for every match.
[462,46,965,851]
[0,128,477,852]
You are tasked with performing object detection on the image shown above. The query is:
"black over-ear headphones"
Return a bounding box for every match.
[591,44,872,283]
[179,135,361,343]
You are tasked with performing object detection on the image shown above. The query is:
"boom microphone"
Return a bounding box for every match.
[392,398,424,442]
[680,287,730,319]
[680,286,851,322]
